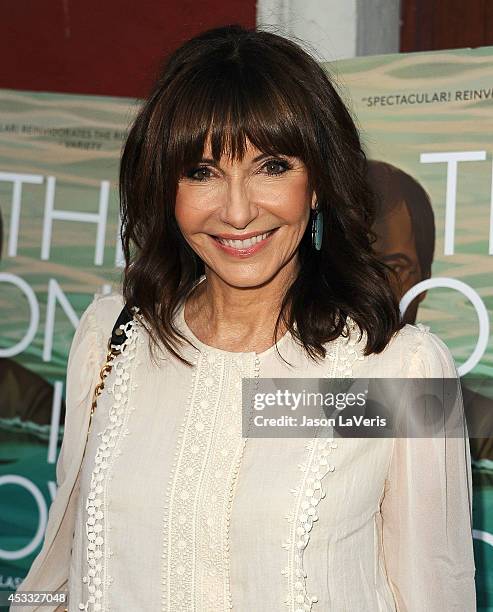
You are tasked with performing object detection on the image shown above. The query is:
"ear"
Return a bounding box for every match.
[311,192,318,210]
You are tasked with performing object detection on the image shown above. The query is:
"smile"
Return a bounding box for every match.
[210,228,278,257]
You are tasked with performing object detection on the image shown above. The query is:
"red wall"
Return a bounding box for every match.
[2,1,256,98]
[401,0,493,52]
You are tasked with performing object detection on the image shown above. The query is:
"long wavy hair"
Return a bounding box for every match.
[119,24,404,368]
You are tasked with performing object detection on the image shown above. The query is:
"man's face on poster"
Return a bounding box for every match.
[372,199,426,324]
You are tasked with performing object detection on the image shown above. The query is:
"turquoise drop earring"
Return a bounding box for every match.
[311,203,323,251]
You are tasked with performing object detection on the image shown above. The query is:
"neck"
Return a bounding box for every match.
[184,264,297,353]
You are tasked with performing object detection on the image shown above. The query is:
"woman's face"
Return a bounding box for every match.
[175,137,317,287]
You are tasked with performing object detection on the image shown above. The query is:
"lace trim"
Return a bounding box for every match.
[223,354,261,609]
[282,318,365,611]
[160,349,260,611]
[78,313,141,612]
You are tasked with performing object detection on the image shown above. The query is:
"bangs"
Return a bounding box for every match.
[167,60,315,174]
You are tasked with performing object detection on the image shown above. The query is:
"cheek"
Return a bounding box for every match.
[175,190,208,233]
[283,197,311,228]
[263,181,311,223]
[174,198,188,230]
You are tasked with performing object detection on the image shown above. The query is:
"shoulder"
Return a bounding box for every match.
[82,290,125,336]
[349,320,458,378]
[383,322,458,378]
[71,290,126,362]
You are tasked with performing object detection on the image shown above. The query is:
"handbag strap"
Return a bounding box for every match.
[82,303,137,448]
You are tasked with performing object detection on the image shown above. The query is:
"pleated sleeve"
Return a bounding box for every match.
[55,298,105,490]
[380,326,476,611]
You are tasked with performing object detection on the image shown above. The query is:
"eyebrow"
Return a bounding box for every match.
[199,153,275,165]
[380,253,413,265]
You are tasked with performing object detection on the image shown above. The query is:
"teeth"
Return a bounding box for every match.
[216,230,273,249]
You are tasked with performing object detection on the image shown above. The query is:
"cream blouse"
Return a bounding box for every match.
[15,275,476,611]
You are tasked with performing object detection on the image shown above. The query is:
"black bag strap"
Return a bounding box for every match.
[81,304,138,452]
[110,303,135,346]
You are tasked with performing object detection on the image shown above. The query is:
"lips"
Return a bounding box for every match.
[214,229,276,249]
[210,227,278,258]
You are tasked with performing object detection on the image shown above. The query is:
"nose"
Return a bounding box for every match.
[218,180,259,229]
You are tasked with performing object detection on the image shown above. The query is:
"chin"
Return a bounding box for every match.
[210,267,278,289]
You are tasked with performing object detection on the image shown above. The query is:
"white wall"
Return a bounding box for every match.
[256,0,400,62]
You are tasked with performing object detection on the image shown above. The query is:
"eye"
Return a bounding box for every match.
[183,157,293,182]
[261,158,293,176]
[185,166,213,182]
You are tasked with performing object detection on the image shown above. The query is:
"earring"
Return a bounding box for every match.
[311,203,323,251]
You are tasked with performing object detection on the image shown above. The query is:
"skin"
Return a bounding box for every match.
[174,136,317,353]
[371,199,427,325]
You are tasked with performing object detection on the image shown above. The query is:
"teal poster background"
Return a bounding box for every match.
[0,45,492,609]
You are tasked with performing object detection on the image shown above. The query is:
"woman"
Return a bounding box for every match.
[16,24,475,611]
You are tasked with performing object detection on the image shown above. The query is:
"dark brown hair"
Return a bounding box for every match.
[119,24,404,367]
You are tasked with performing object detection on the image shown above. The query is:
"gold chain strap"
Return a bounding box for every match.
[87,333,125,435]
